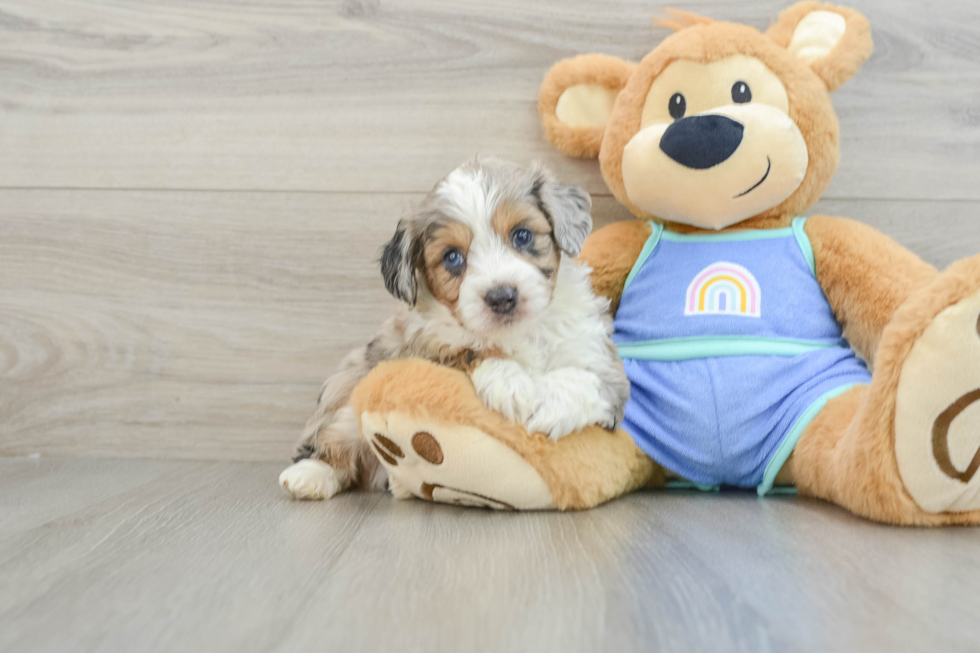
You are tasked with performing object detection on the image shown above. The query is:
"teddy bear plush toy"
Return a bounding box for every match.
[350,2,980,525]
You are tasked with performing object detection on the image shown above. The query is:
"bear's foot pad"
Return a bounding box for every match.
[896,288,980,513]
[360,411,555,511]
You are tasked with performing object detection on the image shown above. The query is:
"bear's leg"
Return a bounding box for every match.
[351,358,663,510]
[792,254,980,525]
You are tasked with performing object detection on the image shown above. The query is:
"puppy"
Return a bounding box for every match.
[279,157,629,500]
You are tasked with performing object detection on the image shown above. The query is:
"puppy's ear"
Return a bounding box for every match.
[531,167,593,257]
[380,219,418,305]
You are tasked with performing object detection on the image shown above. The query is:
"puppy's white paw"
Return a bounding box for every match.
[471,359,538,423]
[525,400,590,441]
[526,371,611,440]
[279,459,341,500]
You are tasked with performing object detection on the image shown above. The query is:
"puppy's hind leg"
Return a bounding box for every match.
[279,458,341,501]
[280,406,387,500]
[280,338,394,500]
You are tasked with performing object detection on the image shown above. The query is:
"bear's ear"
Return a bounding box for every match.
[539,54,636,159]
[767,2,872,91]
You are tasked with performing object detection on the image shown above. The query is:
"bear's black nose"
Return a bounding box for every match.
[484,285,519,315]
[659,115,744,169]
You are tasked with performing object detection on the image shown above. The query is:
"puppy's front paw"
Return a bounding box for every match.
[524,405,566,441]
[525,401,590,441]
[279,459,341,500]
[525,372,611,440]
[471,359,538,423]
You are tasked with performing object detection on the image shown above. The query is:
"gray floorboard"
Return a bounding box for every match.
[2,457,979,653]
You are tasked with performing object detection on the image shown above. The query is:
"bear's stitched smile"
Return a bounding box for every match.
[733,156,772,199]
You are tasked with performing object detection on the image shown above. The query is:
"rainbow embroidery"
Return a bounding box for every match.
[685,261,761,318]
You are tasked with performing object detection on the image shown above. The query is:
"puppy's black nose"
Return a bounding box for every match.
[484,285,519,315]
[659,115,744,169]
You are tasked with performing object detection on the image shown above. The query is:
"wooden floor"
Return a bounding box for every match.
[2,1,980,651]
[3,456,980,653]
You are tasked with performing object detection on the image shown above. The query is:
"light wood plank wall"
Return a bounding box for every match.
[2,0,979,460]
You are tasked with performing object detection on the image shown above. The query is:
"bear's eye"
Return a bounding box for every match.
[668,93,686,119]
[442,248,465,275]
[510,227,534,249]
[731,81,752,104]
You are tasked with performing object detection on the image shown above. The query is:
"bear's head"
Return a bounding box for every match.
[539,2,872,232]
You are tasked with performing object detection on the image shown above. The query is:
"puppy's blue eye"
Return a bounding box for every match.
[442,248,464,272]
[511,228,534,249]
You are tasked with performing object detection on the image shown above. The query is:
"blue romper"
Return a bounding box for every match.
[613,218,871,494]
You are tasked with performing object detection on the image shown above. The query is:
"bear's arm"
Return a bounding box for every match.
[805,215,938,365]
[577,220,653,314]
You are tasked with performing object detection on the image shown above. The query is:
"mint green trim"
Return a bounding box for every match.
[617,336,838,361]
[660,226,794,242]
[665,480,721,492]
[765,486,799,496]
[757,383,863,496]
[791,216,816,277]
[622,221,664,292]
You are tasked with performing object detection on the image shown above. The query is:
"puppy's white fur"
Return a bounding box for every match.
[279,459,341,500]
[469,262,617,440]
[281,158,628,500]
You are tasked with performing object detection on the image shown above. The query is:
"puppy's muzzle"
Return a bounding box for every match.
[484,285,519,315]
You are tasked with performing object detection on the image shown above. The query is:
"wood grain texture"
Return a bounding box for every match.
[2,457,980,653]
[1,0,980,199]
[2,3,980,650]
[1,0,979,462]
[2,190,978,460]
